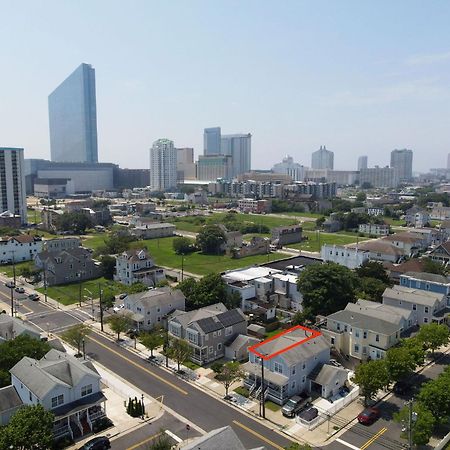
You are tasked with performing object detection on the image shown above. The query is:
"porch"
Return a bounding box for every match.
[52,392,107,441]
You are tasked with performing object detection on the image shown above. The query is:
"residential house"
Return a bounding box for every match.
[383,258,428,283]
[383,232,428,256]
[322,214,342,233]
[0,385,23,426]
[358,223,390,236]
[168,303,247,365]
[131,223,175,239]
[123,287,185,331]
[114,248,165,287]
[346,240,404,263]
[430,241,450,265]
[9,349,107,441]
[43,237,81,252]
[382,285,448,325]
[217,225,243,251]
[242,326,334,404]
[321,244,370,269]
[408,228,443,247]
[323,300,414,361]
[237,198,271,214]
[0,211,21,229]
[404,207,430,228]
[400,271,450,300]
[271,225,302,247]
[0,315,42,342]
[230,237,270,259]
[0,235,43,265]
[34,248,100,286]
[225,335,259,362]
[429,203,450,220]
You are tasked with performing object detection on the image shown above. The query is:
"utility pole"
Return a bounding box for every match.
[78,278,82,308]
[181,253,184,281]
[407,400,413,450]
[259,356,266,419]
[11,250,16,287]
[43,262,48,303]
[98,284,104,332]
[9,284,14,317]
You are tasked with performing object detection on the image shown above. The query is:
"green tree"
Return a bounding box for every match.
[56,212,92,234]
[61,324,91,356]
[297,263,357,316]
[422,257,448,276]
[178,273,228,309]
[417,367,450,422]
[108,312,133,340]
[215,361,245,397]
[355,261,391,285]
[292,308,315,326]
[148,431,172,450]
[167,338,191,372]
[225,290,242,310]
[400,337,426,367]
[127,282,148,294]
[99,255,116,279]
[356,277,388,303]
[140,329,165,357]
[385,346,416,383]
[284,444,312,450]
[0,335,50,388]
[0,404,54,450]
[353,360,389,406]
[173,236,196,255]
[356,191,367,202]
[394,403,435,446]
[196,224,226,254]
[416,323,450,357]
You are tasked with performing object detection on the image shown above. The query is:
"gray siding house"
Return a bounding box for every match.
[168,303,247,365]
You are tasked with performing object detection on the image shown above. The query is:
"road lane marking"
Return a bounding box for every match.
[232,420,287,450]
[87,333,188,396]
[336,438,360,450]
[126,432,161,450]
[164,430,182,443]
[360,427,387,450]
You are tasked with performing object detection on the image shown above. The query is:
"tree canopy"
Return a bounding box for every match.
[215,361,245,397]
[416,323,450,357]
[55,212,92,234]
[352,359,389,405]
[107,312,133,340]
[297,262,357,316]
[196,224,226,254]
[61,324,91,356]
[173,236,197,255]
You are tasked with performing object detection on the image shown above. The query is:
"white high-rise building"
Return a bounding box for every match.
[149,139,177,192]
[220,133,251,177]
[390,149,413,181]
[357,156,368,170]
[272,156,306,181]
[311,146,334,170]
[0,148,27,224]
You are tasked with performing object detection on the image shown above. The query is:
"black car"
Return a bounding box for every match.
[79,436,111,450]
[393,380,411,395]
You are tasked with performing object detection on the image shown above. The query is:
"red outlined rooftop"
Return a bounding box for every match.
[248,325,327,363]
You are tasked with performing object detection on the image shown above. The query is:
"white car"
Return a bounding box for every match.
[113,304,124,313]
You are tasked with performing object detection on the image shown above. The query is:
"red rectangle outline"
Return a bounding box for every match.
[248,325,322,360]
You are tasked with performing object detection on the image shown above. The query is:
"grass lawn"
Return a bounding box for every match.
[82,232,108,251]
[278,211,323,219]
[288,231,370,252]
[184,360,201,371]
[27,208,39,225]
[170,212,299,234]
[265,400,281,412]
[265,328,284,338]
[233,386,250,398]
[384,217,405,226]
[0,261,33,278]
[142,237,288,276]
[36,277,127,306]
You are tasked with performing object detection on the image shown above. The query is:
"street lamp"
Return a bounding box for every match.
[82,338,86,360]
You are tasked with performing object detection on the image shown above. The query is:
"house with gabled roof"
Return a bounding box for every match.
[242,326,335,404]
[6,349,107,441]
[167,303,247,365]
[0,235,43,264]
[430,241,450,266]
[0,315,42,342]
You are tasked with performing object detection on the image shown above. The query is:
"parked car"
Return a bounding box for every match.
[28,293,40,301]
[281,393,312,418]
[15,287,25,294]
[357,407,380,425]
[113,304,124,313]
[79,436,111,450]
[119,293,128,300]
[329,359,343,368]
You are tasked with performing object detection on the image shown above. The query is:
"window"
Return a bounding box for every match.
[344,325,348,332]
[81,384,92,397]
[424,306,429,314]
[363,331,367,339]
[355,330,360,338]
[187,330,198,344]
[217,343,222,351]
[213,331,217,337]
[354,344,359,353]
[217,330,221,336]
[424,318,429,323]
[291,366,296,375]
[336,322,341,331]
[274,362,283,374]
[362,346,367,355]
[225,326,233,336]
[302,362,306,370]
[375,334,380,342]
[413,304,417,311]
[51,395,64,408]
[209,346,213,354]
[29,390,32,401]
[292,381,296,389]
[331,337,335,345]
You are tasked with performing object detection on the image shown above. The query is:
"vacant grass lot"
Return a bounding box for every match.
[36,277,126,306]
[0,261,33,278]
[288,231,370,252]
[27,208,39,224]
[141,237,286,276]
[170,212,298,234]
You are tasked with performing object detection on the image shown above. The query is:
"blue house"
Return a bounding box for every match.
[400,272,450,300]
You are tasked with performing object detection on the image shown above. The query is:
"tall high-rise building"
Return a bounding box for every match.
[149,139,177,192]
[176,147,196,181]
[311,146,334,170]
[272,156,305,181]
[359,166,399,188]
[390,149,413,181]
[357,156,368,170]
[197,155,233,181]
[221,133,251,177]
[447,153,450,169]
[48,63,98,163]
[203,127,222,155]
[0,148,27,223]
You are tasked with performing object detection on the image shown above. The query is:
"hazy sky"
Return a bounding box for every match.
[1,0,450,172]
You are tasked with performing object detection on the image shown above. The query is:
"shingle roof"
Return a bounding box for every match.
[128,287,185,309]
[402,271,449,285]
[308,363,347,386]
[171,303,228,329]
[10,349,100,399]
[194,308,246,334]
[181,426,256,450]
[383,285,444,307]
[0,386,23,414]
[347,240,404,256]
[0,315,41,341]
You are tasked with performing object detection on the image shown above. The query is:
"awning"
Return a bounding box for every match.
[241,361,288,386]
[52,392,107,419]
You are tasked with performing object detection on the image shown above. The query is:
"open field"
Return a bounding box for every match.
[36,277,127,306]
[0,261,33,278]
[169,212,298,234]
[27,208,40,225]
[287,230,370,252]
[141,237,288,276]
[277,211,324,219]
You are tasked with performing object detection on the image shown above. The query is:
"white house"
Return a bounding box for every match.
[358,223,390,237]
[9,349,107,441]
[114,248,165,287]
[0,235,43,265]
[321,244,370,269]
[123,287,185,331]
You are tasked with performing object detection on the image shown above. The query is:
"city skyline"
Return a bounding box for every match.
[1,1,450,171]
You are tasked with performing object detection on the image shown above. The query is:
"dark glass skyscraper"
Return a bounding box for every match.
[48,63,98,163]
